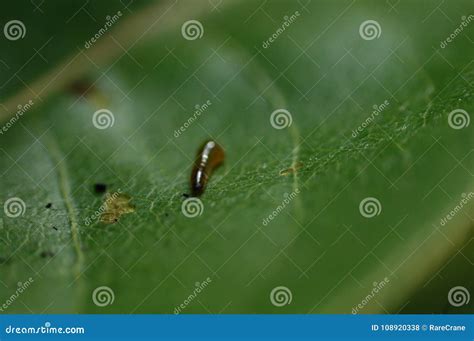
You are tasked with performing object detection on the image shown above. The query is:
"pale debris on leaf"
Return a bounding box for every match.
[100,193,135,224]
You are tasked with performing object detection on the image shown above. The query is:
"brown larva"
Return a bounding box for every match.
[190,140,224,197]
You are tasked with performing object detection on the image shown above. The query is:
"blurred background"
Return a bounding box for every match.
[0,0,473,314]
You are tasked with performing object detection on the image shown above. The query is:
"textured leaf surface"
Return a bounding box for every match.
[0,0,473,314]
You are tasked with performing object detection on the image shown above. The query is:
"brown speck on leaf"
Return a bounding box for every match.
[68,79,96,97]
[94,183,107,194]
[100,193,135,224]
[279,162,304,176]
[67,79,108,106]
[40,251,54,258]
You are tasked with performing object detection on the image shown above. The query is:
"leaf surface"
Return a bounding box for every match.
[1,0,473,313]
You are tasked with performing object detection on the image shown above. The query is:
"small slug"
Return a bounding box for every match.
[190,140,224,196]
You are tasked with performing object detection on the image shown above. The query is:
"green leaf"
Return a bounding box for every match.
[1,0,473,314]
